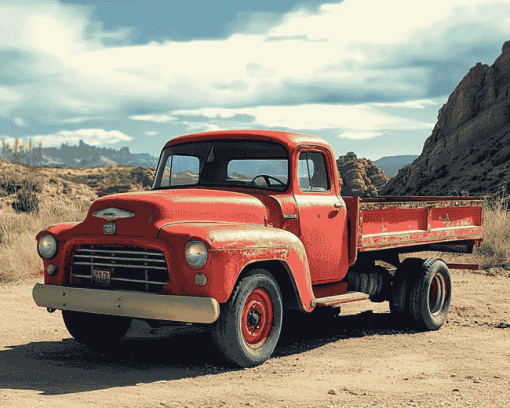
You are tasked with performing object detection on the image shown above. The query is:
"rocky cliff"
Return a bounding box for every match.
[337,152,389,196]
[381,40,510,197]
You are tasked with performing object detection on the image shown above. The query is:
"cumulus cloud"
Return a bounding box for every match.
[13,117,26,126]
[144,131,159,136]
[0,129,133,148]
[1,0,509,138]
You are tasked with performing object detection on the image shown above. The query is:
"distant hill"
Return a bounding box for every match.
[0,140,159,168]
[374,155,419,178]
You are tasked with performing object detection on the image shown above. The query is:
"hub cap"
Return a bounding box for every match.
[428,273,447,316]
[241,288,273,348]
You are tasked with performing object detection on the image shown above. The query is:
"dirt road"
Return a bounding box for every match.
[1,269,509,408]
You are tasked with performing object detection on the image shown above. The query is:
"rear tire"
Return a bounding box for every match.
[211,269,283,368]
[389,257,423,322]
[62,310,132,352]
[408,258,451,331]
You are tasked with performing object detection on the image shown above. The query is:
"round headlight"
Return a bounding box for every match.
[185,241,208,269]
[38,234,57,259]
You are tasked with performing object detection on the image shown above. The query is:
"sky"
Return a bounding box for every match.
[1,0,509,161]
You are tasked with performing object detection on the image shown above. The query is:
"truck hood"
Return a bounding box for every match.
[71,188,268,239]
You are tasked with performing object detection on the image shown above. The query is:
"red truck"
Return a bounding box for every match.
[33,130,484,367]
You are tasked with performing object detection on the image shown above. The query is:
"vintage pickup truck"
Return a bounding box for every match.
[33,130,484,367]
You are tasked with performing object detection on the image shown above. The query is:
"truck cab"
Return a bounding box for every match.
[33,130,483,367]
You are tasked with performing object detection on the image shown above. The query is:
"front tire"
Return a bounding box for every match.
[62,310,132,352]
[211,269,283,368]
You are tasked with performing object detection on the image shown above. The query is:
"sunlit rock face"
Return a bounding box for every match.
[381,40,510,197]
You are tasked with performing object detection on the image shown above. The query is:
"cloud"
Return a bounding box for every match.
[369,100,438,109]
[13,117,26,126]
[171,104,434,132]
[144,131,159,136]
[0,128,133,148]
[130,114,177,123]
[181,122,221,132]
[1,0,509,126]
[338,132,384,140]
[61,117,101,123]
[0,87,23,103]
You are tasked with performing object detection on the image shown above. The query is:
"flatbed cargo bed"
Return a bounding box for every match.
[344,196,484,258]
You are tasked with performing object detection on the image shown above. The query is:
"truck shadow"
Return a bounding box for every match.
[0,311,414,395]
[276,310,417,357]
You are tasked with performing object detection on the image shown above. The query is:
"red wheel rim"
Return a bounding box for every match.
[428,273,446,316]
[241,288,273,349]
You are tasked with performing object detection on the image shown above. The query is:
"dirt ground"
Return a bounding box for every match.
[1,268,509,408]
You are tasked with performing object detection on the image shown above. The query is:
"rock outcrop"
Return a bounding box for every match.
[381,40,510,197]
[337,152,389,196]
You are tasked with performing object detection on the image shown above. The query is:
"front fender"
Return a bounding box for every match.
[158,222,315,311]
[36,223,80,242]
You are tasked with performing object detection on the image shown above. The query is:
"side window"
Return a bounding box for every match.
[161,155,199,187]
[298,151,329,192]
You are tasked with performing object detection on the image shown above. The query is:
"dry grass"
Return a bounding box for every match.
[400,195,510,275]
[0,196,90,284]
[0,175,509,283]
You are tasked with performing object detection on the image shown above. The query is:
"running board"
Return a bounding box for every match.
[445,263,479,270]
[314,291,370,307]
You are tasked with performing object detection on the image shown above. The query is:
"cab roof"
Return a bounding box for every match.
[163,129,332,152]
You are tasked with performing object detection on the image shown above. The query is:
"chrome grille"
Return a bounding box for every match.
[71,244,169,293]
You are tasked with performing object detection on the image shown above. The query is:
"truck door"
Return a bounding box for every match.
[294,150,349,284]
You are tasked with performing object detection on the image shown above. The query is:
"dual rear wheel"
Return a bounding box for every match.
[390,258,452,331]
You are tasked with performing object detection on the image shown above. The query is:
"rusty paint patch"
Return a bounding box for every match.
[439,214,452,226]
[360,227,483,250]
[360,199,483,211]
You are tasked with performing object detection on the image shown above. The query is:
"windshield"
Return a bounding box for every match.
[153,140,289,191]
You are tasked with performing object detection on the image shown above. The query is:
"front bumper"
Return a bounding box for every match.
[32,283,220,324]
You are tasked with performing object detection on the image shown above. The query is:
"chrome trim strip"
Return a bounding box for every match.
[75,248,165,257]
[73,254,166,263]
[72,261,168,270]
[71,274,166,285]
[111,277,166,285]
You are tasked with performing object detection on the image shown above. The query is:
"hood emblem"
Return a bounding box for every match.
[92,207,135,235]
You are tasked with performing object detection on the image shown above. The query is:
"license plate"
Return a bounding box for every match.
[92,269,111,286]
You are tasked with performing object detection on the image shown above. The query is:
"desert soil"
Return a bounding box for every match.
[1,268,509,408]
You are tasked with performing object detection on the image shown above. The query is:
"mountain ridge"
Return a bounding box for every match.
[381,39,510,197]
[374,155,418,178]
[0,139,159,168]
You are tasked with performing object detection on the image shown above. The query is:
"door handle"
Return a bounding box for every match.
[333,202,343,210]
